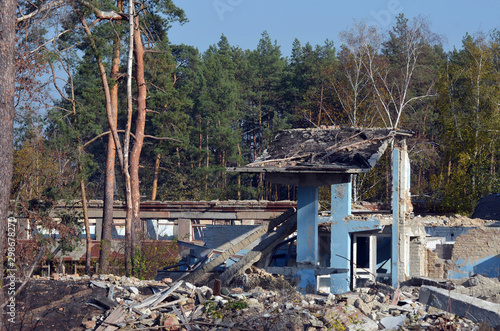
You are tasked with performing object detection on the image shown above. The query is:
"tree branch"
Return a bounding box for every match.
[16,0,65,24]
[78,0,129,21]
[83,130,136,148]
[143,135,182,143]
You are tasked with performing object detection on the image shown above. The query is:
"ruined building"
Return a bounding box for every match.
[229,127,500,294]
[21,127,500,296]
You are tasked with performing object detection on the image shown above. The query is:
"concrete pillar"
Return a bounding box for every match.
[393,142,411,286]
[330,179,352,294]
[392,147,400,287]
[296,186,319,293]
[178,219,192,241]
[297,186,319,264]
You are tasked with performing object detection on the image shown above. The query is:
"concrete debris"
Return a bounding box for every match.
[57,270,492,331]
[419,285,500,328]
[411,213,492,227]
[380,315,406,329]
[454,274,500,299]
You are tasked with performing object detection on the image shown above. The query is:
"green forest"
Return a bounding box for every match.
[13,1,500,219]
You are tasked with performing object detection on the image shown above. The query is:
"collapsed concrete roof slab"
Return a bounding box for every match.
[228,127,411,185]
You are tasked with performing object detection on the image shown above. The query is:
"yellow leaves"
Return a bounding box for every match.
[12,138,60,201]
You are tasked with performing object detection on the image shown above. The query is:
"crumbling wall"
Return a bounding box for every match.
[409,237,427,277]
[427,250,446,278]
[448,228,500,278]
[435,243,453,259]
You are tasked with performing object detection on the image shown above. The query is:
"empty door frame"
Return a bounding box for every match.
[352,232,391,289]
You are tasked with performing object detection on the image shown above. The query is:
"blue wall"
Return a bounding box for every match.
[449,254,500,279]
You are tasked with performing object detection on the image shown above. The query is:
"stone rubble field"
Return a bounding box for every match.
[24,268,496,331]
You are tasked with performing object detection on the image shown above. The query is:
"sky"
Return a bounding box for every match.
[167,0,500,57]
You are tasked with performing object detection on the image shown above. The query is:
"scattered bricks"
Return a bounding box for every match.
[24,269,496,330]
[231,287,243,294]
[161,313,180,330]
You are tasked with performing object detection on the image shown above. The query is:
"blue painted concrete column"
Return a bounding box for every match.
[392,147,400,288]
[330,178,352,294]
[296,186,319,293]
[297,186,319,264]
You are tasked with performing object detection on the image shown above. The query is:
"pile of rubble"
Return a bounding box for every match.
[76,269,490,330]
[411,214,491,227]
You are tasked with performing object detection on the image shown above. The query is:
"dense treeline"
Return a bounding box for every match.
[12,10,500,216]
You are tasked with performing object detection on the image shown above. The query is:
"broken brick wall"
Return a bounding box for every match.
[425,228,500,279]
[448,228,500,278]
[409,236,427,277]
[427,250,446,278]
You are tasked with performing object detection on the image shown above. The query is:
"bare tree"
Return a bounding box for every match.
[335,21,378,127]
[342,16,438,129]
[372,15,438,129]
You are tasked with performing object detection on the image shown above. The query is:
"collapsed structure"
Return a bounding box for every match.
[228,127,413,294]
[226,127,500,295]
[23,127,500,299]
[14,127,500,329]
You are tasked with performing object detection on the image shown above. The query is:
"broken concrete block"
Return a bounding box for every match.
[90,281,108,289]
[354,298,371,316]
[359,293,371,304]
[326,293,336,306]
[419,285,500,327]
[380,315,406,330]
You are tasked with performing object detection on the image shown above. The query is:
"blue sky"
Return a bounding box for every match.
[168,0,500,57]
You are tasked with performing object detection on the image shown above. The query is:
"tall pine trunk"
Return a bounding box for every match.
[100,7,122,273]
[81,18,133,276]
[0,0,15,322]
[130,14,147,263]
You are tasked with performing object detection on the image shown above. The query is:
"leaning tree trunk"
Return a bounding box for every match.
[0,0,16,324]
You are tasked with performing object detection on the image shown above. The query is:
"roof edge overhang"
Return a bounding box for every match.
[226,166,371,174]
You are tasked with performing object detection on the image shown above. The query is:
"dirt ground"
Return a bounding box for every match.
[5,279,106,331]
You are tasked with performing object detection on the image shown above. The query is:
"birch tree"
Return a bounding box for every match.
[343,15,439,129]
